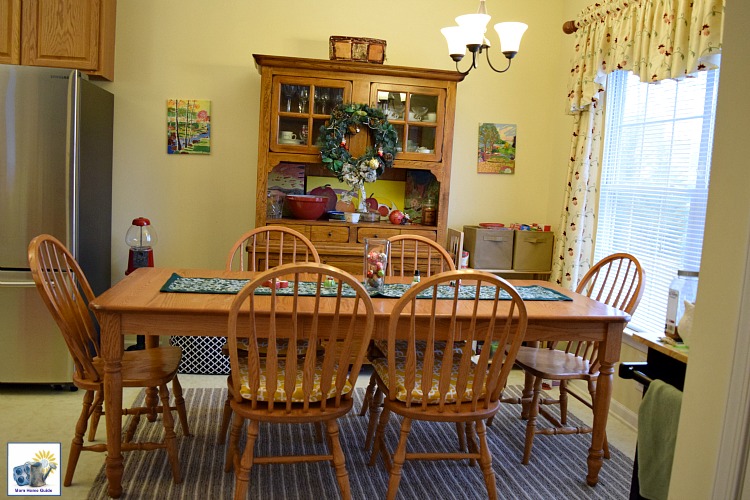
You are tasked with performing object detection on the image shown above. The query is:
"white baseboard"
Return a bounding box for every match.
[566,385,638,432]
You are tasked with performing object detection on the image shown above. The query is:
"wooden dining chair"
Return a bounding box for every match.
[27,234,190,487]
[223,262,375,500]
[225,225,320,271]
[359,234,458,442]
[509,252,645,464]
[386,234,456,278]
[445,228,465,269]
[218,225,321,443]
[368,269,528,500]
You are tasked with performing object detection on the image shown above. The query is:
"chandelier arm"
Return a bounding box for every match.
[454,49,480,76]
[455,60,473,76]
[484,50,512,73]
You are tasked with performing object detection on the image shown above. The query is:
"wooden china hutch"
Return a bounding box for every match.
[253,54,464,273]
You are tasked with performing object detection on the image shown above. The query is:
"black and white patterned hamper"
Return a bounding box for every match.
[169,336,230,375]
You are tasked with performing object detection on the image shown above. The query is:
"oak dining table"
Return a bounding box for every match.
[89,266,630,498]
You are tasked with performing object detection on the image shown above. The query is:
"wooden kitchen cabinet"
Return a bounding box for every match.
[253,54,464,272]
[0,0,116,81]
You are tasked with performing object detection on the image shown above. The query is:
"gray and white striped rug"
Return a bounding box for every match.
[87,387,633,499]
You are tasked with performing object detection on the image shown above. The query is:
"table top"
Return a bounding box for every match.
[90,267,630,323]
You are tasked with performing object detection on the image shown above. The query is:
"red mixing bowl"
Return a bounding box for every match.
[286,194,328,220]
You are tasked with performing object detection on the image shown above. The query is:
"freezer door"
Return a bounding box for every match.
[0,65,73,269]
[0,270,74,383]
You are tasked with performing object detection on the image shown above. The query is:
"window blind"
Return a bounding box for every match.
[595,69,720,334]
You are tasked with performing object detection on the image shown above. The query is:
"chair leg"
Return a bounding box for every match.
[521,370,534,419]
[455,422,467,452]
[326,420,352,500]
[559,380,569,425]
[359,373,377,416]
[219,388,233,444]
[225,412,243,473]
[522,376,544,465]
[386,416,412,500]
[465,421,478,466]
[315,421,324,443]
[369,406,390,467]
[64,389,95,486]
[171,376,191,436]
[145,386,159,422]
[476,419,498,500]
[158,384,182,484]
[364,387,383,450]
[87,390,104,442]
[233,419,259,500]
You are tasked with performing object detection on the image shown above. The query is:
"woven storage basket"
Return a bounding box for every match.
[329,36,386,64]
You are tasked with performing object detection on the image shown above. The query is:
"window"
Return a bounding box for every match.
[595,69,720,334]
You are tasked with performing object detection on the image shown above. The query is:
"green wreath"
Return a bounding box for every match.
[318,103,399,185]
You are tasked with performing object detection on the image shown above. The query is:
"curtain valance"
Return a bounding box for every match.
[567,0,724,113]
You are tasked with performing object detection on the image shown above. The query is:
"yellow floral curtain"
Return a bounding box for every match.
[551,0,724,287]
[568,0,724,112]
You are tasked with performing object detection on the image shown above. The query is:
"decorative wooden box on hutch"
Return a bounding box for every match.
[253,54,464,274]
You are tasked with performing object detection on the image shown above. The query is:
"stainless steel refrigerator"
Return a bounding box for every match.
[0,65,113,384]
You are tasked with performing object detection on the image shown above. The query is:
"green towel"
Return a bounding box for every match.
[638,379,683,500]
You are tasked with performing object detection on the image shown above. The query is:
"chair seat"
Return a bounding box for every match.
[371,339,467,359]
[238,358,353,403]
[223,339,318,358]
[75,346,183,391]
[513,346,596,380]
[371,356,485,404]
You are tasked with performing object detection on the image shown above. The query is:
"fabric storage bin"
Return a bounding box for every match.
[512,231,554,271]
[463,226,513,269]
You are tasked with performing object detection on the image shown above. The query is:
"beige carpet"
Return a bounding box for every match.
[87,386,633,499]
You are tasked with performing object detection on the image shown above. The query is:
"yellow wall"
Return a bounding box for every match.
[98,0,572,278]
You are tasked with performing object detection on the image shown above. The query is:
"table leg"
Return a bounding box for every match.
[587,323,622,486]
[144,336,160,421]
[100,313,124,498]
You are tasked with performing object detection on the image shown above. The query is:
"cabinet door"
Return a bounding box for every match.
[271,77,352,153]
[371,84,446,163]
[0,0,20,64]
[21,0,101,71]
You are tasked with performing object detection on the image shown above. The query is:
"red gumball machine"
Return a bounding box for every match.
[125,217,157,275]
[125,217,157,351]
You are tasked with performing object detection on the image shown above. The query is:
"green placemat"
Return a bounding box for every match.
[160,274,572,301]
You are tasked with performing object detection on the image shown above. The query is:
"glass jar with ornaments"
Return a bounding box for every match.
[363,238,390,293]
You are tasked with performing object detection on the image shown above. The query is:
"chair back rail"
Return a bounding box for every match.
[387,234,455,277]
[386,270,528,414]
[557,253,645,374]
[226,263,375,414]
[226,225,320,271]
[28,235,101,382]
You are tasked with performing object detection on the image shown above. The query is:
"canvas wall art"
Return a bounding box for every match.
[167,99,211,154]
[477,123,516,174]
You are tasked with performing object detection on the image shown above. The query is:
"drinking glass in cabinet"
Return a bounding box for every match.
[298,87,309,113]
[315,88,330,114]
[281,85,297,113]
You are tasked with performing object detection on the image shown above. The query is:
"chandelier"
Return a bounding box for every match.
[441,0,528,76]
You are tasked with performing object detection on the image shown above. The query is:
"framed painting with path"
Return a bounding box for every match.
[477,123,516,174]
[167,99,211,154]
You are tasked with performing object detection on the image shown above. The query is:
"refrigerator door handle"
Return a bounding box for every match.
[0,279,36,287]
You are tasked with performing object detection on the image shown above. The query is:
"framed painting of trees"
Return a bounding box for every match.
[167,99,211,154]
[477,123,516,174]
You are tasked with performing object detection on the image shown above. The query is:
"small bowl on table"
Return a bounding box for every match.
[287,194,328,220]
